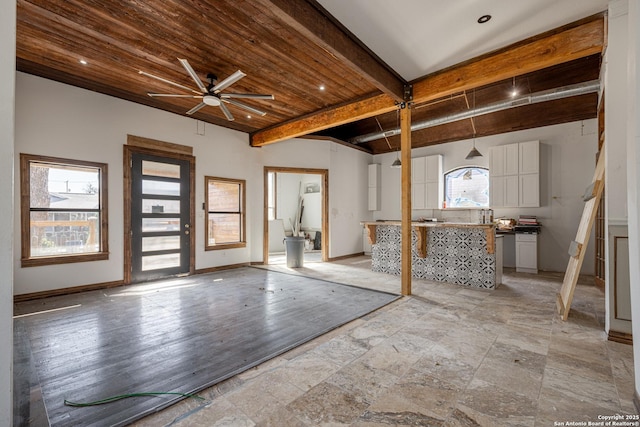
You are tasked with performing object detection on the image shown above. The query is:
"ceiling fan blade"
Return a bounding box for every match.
[220,93,274,100]
[138,70,201,95]
[186,102,207,115]
[147,93,204,98]
[178,58,208,94]
[223,98,267,116]
[218,102,235,121]
[212,70,246,93]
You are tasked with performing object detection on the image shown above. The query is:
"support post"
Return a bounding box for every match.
[400,104,412,295]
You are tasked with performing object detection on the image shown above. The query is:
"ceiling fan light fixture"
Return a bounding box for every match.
[203,95,221,106]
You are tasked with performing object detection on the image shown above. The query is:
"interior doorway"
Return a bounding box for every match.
[263,167,328,265]
[124,136,195,283]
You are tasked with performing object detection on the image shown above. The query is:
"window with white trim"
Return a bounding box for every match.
[444,166,489,208]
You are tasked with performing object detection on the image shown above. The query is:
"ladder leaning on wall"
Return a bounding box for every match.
[556,146,605,320]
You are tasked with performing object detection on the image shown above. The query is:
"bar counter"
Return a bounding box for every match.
[362,221,501,289]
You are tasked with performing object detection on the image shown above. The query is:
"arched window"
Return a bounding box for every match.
[444,167,489,208]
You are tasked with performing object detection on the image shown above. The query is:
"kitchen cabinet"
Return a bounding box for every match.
[368,163,381,211]
[489,141,539,208]
[516,233,538,273]
[519,173,540,207]
[412,154,443,209]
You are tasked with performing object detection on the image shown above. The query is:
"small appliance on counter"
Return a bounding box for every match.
[496,218,516,231]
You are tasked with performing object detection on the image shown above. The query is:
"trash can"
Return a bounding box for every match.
[284,236,305,268]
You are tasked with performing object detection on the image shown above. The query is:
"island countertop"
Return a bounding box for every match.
[361,220,495,229]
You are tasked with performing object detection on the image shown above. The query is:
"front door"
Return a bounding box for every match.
[130,152,191,282]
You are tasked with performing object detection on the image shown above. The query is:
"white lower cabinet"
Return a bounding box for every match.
[515,233,538,274]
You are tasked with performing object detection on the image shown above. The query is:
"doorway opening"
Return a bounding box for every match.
[263,167,328,265]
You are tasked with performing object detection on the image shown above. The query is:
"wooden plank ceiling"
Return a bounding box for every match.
[16,0,604,154]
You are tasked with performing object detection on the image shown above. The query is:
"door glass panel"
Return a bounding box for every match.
[142,180,180,196]
[142,160,180,179]
[142,199,180,214]
[142,253,180,271]
[142,218,180,232]
[142,236,180,252]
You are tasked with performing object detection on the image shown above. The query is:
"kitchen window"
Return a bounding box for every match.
[205,176,246,250]
[20,154,109,267]
[444,166,489,208]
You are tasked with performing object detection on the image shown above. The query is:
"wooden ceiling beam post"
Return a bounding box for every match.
[400,103,412,296]
[250,16,603,148]
[251,93,397,146]
[411,16,605,105]
[259,0,405,101]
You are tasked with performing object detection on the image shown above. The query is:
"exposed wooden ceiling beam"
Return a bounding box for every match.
[251,93,397,146]
[259,0,405,100]
[251,15,604,148]
[411,15,605,104]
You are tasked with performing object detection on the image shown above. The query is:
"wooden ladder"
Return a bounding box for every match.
[557,148,605,320]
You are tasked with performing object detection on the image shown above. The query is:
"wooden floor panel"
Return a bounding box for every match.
[14,267,398,427]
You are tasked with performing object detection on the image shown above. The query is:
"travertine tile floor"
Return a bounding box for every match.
[133,257,637,426]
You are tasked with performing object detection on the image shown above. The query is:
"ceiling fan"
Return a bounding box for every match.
[139,58,274,121]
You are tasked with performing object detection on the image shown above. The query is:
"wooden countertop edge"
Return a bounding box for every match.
[361,221,495,229]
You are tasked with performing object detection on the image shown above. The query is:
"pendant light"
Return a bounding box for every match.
[465,138,482,160]
[375,110,401,168]
[465,89,483,160]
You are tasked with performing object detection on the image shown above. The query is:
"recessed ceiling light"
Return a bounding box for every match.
[477,15,491,24]
[247,114,252,119]
[79,59,88,65]
[319,84,325,91]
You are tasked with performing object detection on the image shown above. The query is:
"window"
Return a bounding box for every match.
[205,176,246,250]
[267,172,276,221]
[444,167,489,208]
[20,154,108,267]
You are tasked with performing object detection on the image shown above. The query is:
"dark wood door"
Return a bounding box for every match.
[130,153,191,282]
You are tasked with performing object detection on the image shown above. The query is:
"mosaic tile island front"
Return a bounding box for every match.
[362,221,500,289]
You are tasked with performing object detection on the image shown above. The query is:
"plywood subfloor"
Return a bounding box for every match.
[14,267,398,427]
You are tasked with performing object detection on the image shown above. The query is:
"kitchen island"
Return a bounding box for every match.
[362,221,502,289]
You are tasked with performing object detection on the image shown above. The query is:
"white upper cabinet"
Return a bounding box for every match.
[489,141,539,208]
[504,143,519,175]
[519,140,540,175]
[489,145,505,176]
[412,157,426,183]
[412,154,443,209]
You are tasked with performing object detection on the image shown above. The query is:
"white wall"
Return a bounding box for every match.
[275,172,322,233]
[625,0,640,403]
[604,0,632,335]
[14,74,373,294]
[373,120,599,273]
[1,0,15,422]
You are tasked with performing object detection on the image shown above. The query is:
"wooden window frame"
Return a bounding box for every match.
[20,153,109,267]
[205,176,246,250]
